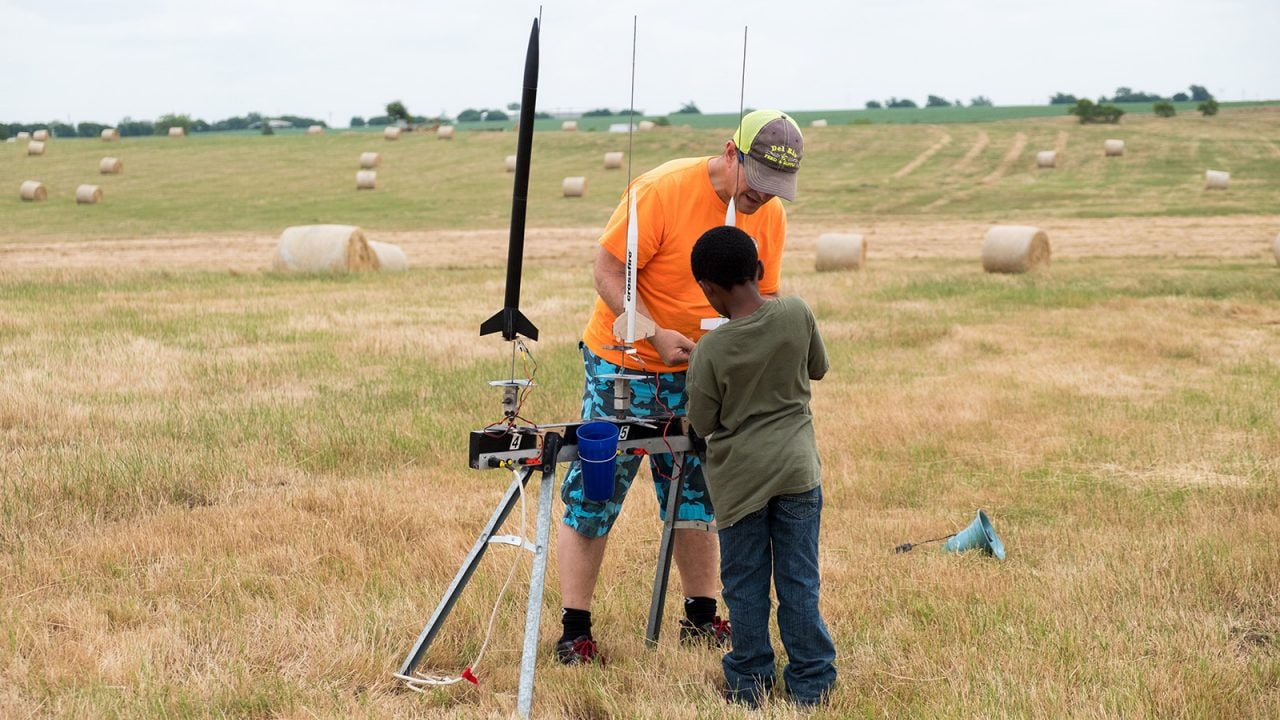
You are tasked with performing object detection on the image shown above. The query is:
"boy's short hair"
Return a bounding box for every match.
[691,225,759,289]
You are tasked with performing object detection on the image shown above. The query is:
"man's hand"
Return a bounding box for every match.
[650,327,695,366]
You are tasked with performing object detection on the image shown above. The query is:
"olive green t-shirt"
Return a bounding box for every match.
[686,295,829,528]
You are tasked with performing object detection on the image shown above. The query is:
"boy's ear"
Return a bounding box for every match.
[756,260,764,281]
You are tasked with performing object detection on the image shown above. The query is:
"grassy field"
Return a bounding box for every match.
[1,108,1278,718]
[3,107,1279,242]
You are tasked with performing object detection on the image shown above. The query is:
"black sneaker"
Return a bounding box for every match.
[679,616,732,647]
[555,635,605,665]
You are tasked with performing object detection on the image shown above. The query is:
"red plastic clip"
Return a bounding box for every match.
[461,667,479,685]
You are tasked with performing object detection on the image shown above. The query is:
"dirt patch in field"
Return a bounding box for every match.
[0,216,1277,272]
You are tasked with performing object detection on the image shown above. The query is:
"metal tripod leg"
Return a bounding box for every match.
[516,450,557,718]
[397,464,538,678]
[645,450,695,646]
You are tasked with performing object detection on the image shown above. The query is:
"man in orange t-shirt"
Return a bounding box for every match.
[556,110,804,665]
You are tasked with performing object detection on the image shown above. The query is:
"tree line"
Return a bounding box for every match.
[0,111,327,140]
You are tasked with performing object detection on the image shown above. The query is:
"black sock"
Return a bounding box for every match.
[561,607,592,641]
[684,596,717,626]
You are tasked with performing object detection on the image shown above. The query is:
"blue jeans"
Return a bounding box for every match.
[718,487,837,707]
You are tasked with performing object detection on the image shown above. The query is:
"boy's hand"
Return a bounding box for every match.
[650,327,695,366]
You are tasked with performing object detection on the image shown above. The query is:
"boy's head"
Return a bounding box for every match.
[691,226,764,316]
[691,225,762,288]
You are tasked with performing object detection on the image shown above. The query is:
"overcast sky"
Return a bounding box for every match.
[3,0,1277,127]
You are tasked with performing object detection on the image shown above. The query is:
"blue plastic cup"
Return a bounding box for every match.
[576,421,620,502]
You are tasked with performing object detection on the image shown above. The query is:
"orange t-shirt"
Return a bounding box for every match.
[582,156,788,373]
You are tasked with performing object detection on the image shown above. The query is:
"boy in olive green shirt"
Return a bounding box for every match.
[686,225,836,708]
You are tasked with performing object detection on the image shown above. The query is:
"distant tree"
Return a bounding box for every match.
[350,116,366,127]
[1068,99,1124,124]
[456,108,483,122]
[673,101,701,114]
[154,113,193,135]
[386,100,412,125]
[653,116,671,126]
[261,119,274,135]
[1109,87,1165,103]
[507,102,520,111]
[865,100,882,109]
[483,109,509,121]
[969,96,993,107]
[1050,92,1078,105]
[0,125,8,141]
[366,115,391,126]
[619,108,642,116]
[1189,84,1213,102]
[1172,92,1189,102]
[1153,101,1176,118]
[76,121,108,138]
[117,117,155,137]
[192,119,210,132]
[48,121,75,138]
[886,97,918,109]
[1198,99,1220,116]
[582,108,613,117]
[534,111,552,119]
[925,95,951,108]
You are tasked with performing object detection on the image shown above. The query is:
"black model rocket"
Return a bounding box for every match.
[480,18,541,342]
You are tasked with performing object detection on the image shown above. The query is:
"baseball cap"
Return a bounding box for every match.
[731,110,803,201]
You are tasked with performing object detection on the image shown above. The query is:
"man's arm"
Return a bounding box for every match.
[594,247,695,366]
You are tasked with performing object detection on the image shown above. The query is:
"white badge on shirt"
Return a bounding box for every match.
[701,317,729,331]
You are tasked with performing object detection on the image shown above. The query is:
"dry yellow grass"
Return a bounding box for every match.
[2,228,1278,717]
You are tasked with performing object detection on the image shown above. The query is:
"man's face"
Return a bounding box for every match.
[732,151,775,215]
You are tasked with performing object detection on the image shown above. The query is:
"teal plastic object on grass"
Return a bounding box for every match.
[576,421,619,502]
[942,510,1006,560]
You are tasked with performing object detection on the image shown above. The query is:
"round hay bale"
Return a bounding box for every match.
[19,181,46,202]
[561,120,578,132]
[168,127,185,138]
[75,185,103,204]
[272,225,379,273]
[505,155,517,172]
[982,225,1051,274]
[563,176,587,197]
[307,125,324,135]
[16,131,31,141]
[1035,150,1057,168]
[437,125,455,140]
[27,141,45,156]
[384,126,401,141]
[810,119,828,128]
[356,170,377,190]
[368,240,408,272]
[99,157,123,174]
[359,152,380,169]
[638,120,655,131]
[101,128,120,141]
[815,233,867,272]
[604,151,624,169]
[1104,139,1124,157]
[1205,170,1230,190]
[33,129,49,141]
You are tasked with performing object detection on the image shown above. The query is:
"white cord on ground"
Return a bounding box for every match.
[401,467,530,691]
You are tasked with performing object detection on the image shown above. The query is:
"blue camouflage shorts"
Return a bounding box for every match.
[561,344,715,538]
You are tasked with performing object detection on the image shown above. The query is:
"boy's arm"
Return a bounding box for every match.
[807,305,829,381]
[685,349,721,438]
